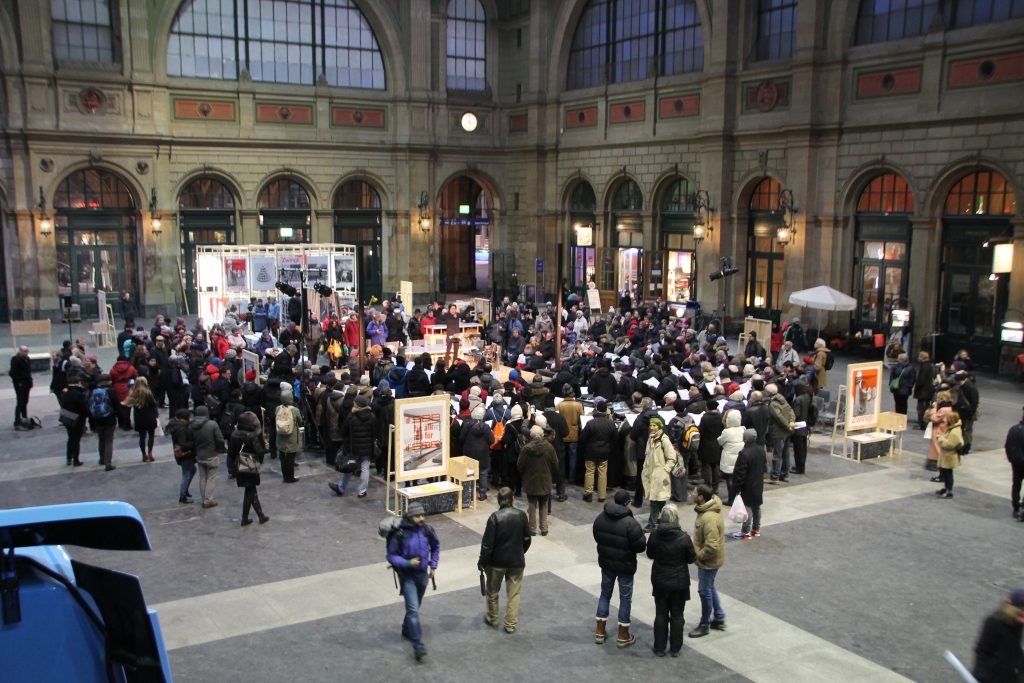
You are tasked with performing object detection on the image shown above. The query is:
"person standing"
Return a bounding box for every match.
[88,374,118,471]
[954,370,979,455]
[592,489,647,648]
[812,338,830,391]
[386,503,440,663]
[766,383,795,483]
[124,376,158,462]
[556,384,584,485]
[717,409,744,502]
[231,411,270,526]
[934,411,964,499]
[641,417,677,532]
[166,409,196,503]
[1006,406,1024,521]
[119,291,138,326]
[517,425,560,536]
[731,429,766,539]
[689,484,726,638]
[578,398,616,502]
[58,376,88,466]
[10,345,33,428]
[109,352,138,431]
[460,406,494,500]
[912,351,937,430]
[190,405,225,508]
[441,303,462,367]
[645,504,697,657]
[889,353,916,415]
[478,487,531,633]
[331,392,376,497]
[275,381,302,483]
[971,588,1024,683]
[790,382,811,475]
[697,402,724,493]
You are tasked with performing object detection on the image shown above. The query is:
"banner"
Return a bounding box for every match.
[250,256,277,289]
[307,254,330,286]
[278,254,303,289]
[333,253,356,289]
[846,361,883,430]
[225,258,248,292]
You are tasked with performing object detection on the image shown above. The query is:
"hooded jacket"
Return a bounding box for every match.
[693,495,725,570]
[717,410,745,474]
[109,358,137,401]
[275,390,302,453]
[460,418,494,471]
[230,412,266,486]
[341,403,377,460]
[645,522,697,596]
[592,498,647,576]
[516,436,559,496]
[190,406,225,465]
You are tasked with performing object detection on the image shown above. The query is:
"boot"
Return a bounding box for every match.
[253,496,270,524]
[595,618,607,644]
[616,623,636,648]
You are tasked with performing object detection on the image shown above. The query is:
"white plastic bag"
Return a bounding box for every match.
[728,493,748,524]
[923,422,933,440]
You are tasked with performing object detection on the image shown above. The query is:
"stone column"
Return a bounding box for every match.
[907,216,940,350]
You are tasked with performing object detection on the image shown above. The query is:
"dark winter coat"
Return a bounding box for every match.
[478,505,531,570]
[340,405,377,461]
[742,400,770,445]
[578,412,618,462]
[460,418,495,471]
[732,443,767,507]
[9,354,32,387]
[645,523,697,597]
[1006,421,1024,465]
[406,365,431,397]
[697,410,724,465]
[912,360,937,401]
[587,367,618,402]
[131,395,158,433]
[516,437,559,496]
[230,412,266,487]
[189,406,225,465]
[59,384,88,428]
[592,498,647,576]
[972,606,1024,683]
[890,361,916,397]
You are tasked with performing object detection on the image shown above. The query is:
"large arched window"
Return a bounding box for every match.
[948,0,1024,28]
[447,0,487,91]
[753,0,798,62]
[745,177,785,319]
[167,0,386,88]
[178,177,237,310]
[855,0,939,45]
[259,179,312,243]
[334,180,383,299]
[944,170,1017,216]
[568,182,598,289]
[52,0,117,63]
[854,173,914,330]
[566,0,703,91]
[857,173,915,213]
[607,179,644,293]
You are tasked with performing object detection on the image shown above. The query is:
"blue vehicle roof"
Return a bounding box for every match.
[0,501,151,551]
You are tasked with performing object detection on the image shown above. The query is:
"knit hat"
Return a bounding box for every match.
[471,406,485,420]
[729,390,744,402]
[405,503,426,518]
[562,383,574,397]
[593,397,607,413]
[359,375,370,386]
[225,349,237,359]
[614,490,631,506]
[470,386,481,397]
[1009,589,1024,608]
[510,404,524,419]
[649,417,665,430]
[209,357,221,366]
[355,394,370,408]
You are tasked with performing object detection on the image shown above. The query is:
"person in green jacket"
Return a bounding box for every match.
[689,484,725,638]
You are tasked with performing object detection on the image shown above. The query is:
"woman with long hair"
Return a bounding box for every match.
[124,376,158,462]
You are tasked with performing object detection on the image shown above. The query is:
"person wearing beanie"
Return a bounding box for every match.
[275,381,302,483]
[460,405,495,500]
[231,411,270,526]
[731,429,766,540]
[579,397,617,502]
[592,488,647,648]
[972,588,1024,682]
[556,383,584,487]
[689,483,726,638]
[330,389,377,498]
[517,425,559,536]
[642,417,678,532]
[386,502,441,662]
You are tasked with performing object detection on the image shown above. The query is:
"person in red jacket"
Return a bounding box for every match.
[108,355,137,430]
[342,313,361,356]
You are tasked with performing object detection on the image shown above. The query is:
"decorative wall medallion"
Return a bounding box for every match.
[136,161,150,175]
[39,158,54,173]
[198,102,213,117]
[79,87,105,114]
[353,110,364,123]
[756,80,778,112]
[279,106,292,120]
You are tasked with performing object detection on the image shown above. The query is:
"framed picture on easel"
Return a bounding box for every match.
[846,361,883,431]
[393,395,450,482]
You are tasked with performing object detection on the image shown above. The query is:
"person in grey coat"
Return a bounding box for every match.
[275,382,302,483]
[190,405,225,508]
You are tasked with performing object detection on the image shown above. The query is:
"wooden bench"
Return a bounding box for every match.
[11,320,53,371]
[844,431,895,461]
[394,456,479,516]
[877,411,908,458]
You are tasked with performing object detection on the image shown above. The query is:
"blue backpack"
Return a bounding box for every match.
[88,388,113,419]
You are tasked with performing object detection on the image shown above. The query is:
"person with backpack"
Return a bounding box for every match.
[58,376,88,467]
[385,503,440,663]
[123,377,158,463]
[579,398,617,503]
[231,411,270,526]
[668,403,700,499]
[88,374,118,471]
[275,381,302,484]
[478,487,531,633]
[166,409,196,504]
[190,405,225,508]
[330,393,377,497]
[812,338,832,391]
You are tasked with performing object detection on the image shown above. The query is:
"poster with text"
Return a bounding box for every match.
[278,254,303,290]
[307,254,330,286]
[394,395,450,481]
[846,361,883,430]
[225,258,248,292]
[250,256,277,290]
[333,253,356,289]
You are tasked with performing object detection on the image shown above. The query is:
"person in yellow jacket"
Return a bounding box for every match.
[689,484,725,638]
[642,417,677,532]
[935,411,964,499]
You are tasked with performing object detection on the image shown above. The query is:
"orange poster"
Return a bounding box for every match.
[846,361,883,430]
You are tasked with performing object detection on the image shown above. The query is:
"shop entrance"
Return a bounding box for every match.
[334,180,383,301]
[178,178,237,313]
[439,176,491,296]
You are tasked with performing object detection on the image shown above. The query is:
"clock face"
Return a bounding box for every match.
[460,112,478,132]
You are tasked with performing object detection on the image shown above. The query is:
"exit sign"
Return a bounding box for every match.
[459,204,471,215]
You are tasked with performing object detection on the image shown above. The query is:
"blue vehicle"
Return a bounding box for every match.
[0,501,173,682]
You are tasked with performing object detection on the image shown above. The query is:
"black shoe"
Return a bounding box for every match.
[328,482,343,496]
[179,497,190,504]
[72,460,83,467]
[582,493,593,502]
[652,648,666,657]
[66,460,72,466]
[670,650,680,658]
[790,468,804,474]
[779,476,789,482]
[688,624,710,638]
[540,529,548,536]
[105,464,116,472]
[940,491,953,499]
[241,518,254,527]
[284,477,299,483]
[258,515,270,524]
[936,488,948,496]
[414,648,427,662]
[710,620,727,631]
[929,476,943,482]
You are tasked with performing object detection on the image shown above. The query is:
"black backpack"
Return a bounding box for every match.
[824,351,835,371]
[807,402,818,428]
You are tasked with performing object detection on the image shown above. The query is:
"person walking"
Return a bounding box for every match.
[274,381,302,483]
[731,429,766,539]
[517,425,560,536]
[190,405,225,508]
[934,411,964,499]
[812,338,831,391]
[58,376,88,466]
[231,411,270,526]
[1006,406,1024,521]
[386,503,440,663]
[478,487,531,633]
[166,409,196,503]
[87,374,118,471]
[109,352,137,431]
[888,353,915,415]
[578,397,617,502]
[645,504,697,657]
[331,393,377,497]
[971,588,1024,683]
[642,417,677,532]
[689,484,726,638]
[124,376,158,462]
[10,345,33,429]
[592,489,647,648]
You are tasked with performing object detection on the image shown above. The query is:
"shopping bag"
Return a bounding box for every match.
[923,423,933,440]
[728,493,748,524]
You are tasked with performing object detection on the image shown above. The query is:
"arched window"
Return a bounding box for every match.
[259,179,311,210]
[745,177,785,318]
[178,178,237,310]
[52,0,116,63]
[944,170,1017,216]
[948,0,1024,28]
[753,0,798,62]
[167,0,386,88]
[855,0,939,45]
[447,0,487,91]
[566,0,703,91]
[659,177,697,303]
[661,177,694,212]
[608,179,644,292]
[333,180,381,210]
[568,182,597,288]
[333,180,382,298]
[857,173,915,213]
[611,179,644,211]
[259,179,311,243]
[569,182,597,212]
[748,177,781,211]
[178,177,236,210]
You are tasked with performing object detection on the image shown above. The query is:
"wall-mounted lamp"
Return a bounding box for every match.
[417,190,431,232]
[36,186,51,236]
[694,190,715,246]
[776,188,798,247]
[149,187,162,235]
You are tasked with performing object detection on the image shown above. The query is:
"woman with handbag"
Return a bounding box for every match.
[58,377,88,467]
[124,377,158,462]
[166,409,197,504]
[925,388,954,476]
[642,418,678,532]
[231,411,269,526]
[934,411,964,499]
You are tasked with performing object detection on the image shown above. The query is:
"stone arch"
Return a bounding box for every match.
[45,161,144,211]
[600,171,646,211]
[172,168,245,208]
[560,173,599,210]
[254,169,320,209]
[328,171,391,210]
[651,169,698,211]
[839,160,921,217]
[734,169,786,214]
[434,167,506,212]
[151,0,407,93]
[926,156,1022,217]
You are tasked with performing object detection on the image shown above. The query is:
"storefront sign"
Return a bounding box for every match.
[439,217,490,227]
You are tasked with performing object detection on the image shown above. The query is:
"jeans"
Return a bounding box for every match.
[96,425,115,466]
[566,442,578,484]
[741,505,762,535]
[527,495,549,533]
[340,457,370,495]
[697,567,725,626]
[596,569,634,624]
[653,590,686,654]
[179,461,197,499]
[770,437,791,479]
[477,467,489,498]
[584,460,607,499]
[485,567,524,629]
[400,573,429,653]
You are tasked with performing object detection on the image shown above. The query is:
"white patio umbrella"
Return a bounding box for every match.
[788,285,857,336]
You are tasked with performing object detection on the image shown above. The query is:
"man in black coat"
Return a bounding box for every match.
[119,291,138,326]
[1006,406,1024,521]
[697,403,724,493]
[972,588,1024,683]
[742,391,770,446]
[731,429,766,539]
[587,363,618,402]
[955,370,979,455]
[541,407,569,502]
[579,398,618,502]
[10,345,33,428]
[912,350,937,429]
[478,487,531,633]
[592,489,647,648]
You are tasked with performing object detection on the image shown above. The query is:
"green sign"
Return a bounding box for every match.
[459,204,471,215]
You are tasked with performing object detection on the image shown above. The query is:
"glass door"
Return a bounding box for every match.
[940,266,1005,369]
